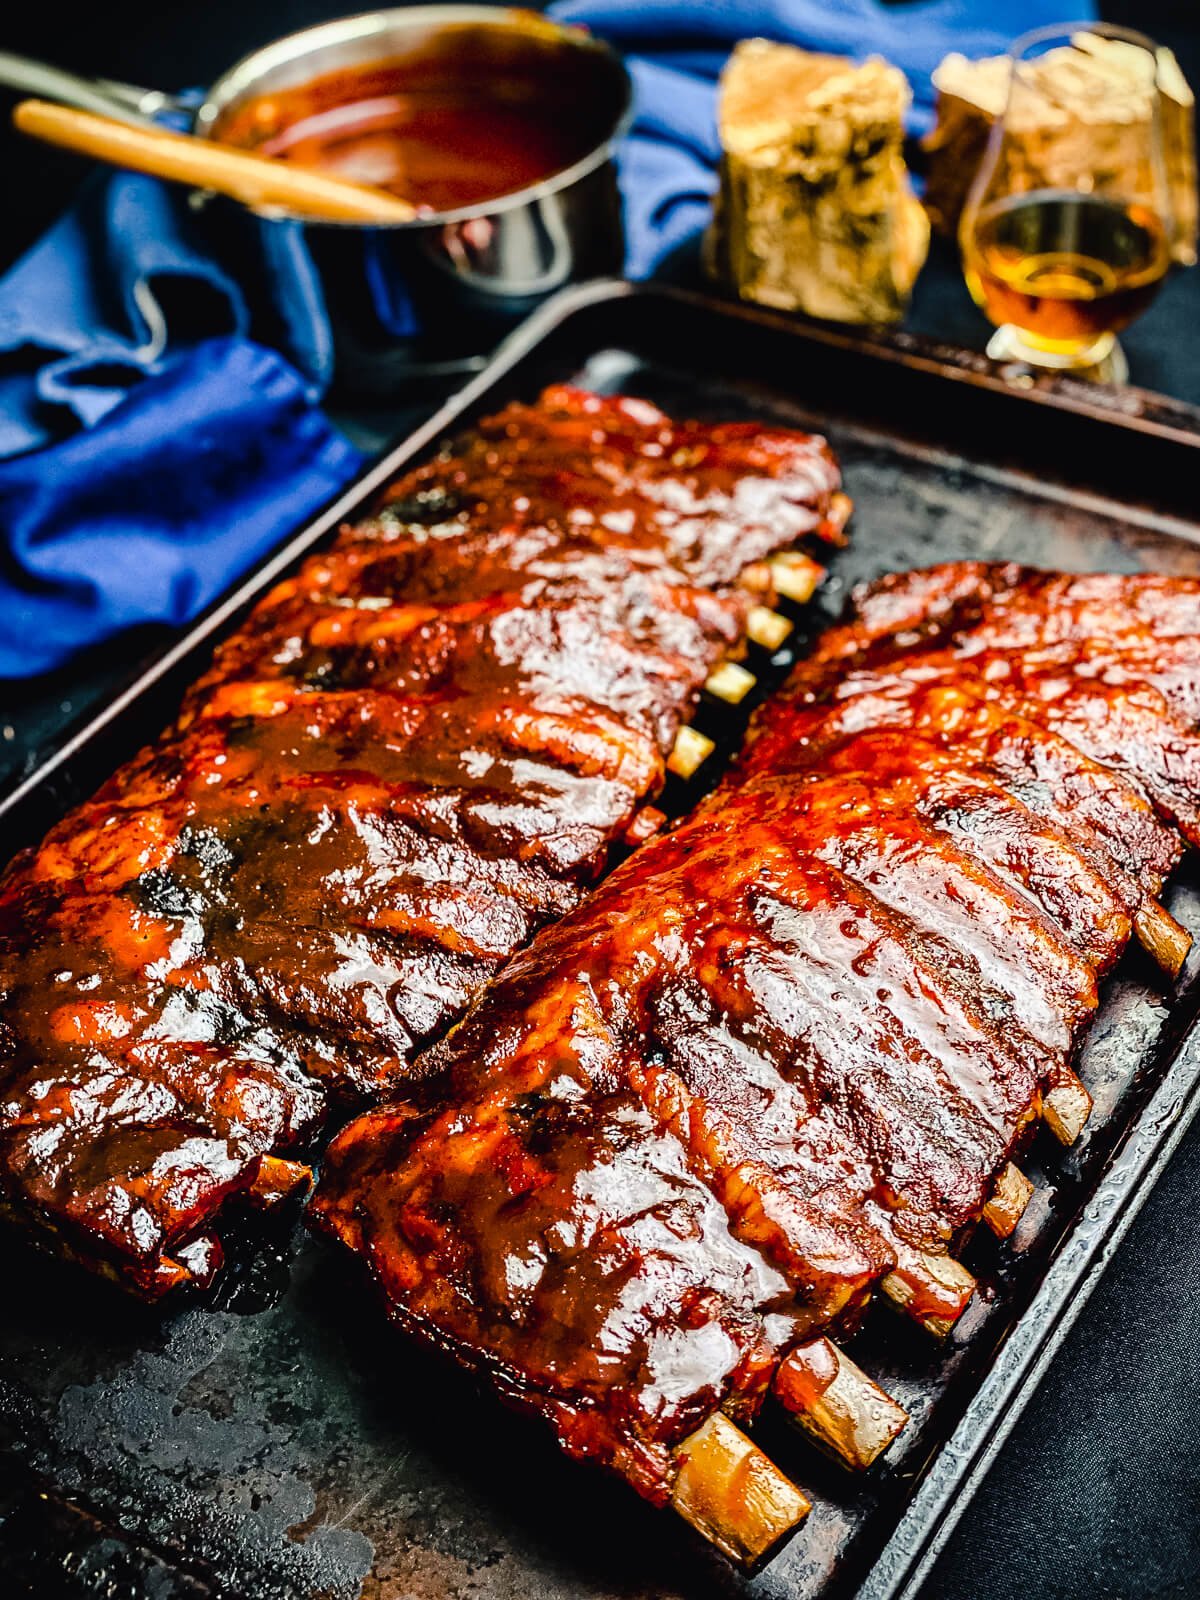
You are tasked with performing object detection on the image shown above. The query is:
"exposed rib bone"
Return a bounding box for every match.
[982,1161,1034,1239]
[672,1411,810,1567]
[623,806,667,847]
[157,1233,223,1294]
[739,561,774,597]
[747,606,794,651]
[827,491,854,539]
[667,726,716,779]
[1043,1070,1092,1146]
[769,552,824,605]
[1134,898,1192,979]
[774,1337,908,1470]
[246,1155,314,1209]
[705,662,757,704]
[882,1246,977,1337]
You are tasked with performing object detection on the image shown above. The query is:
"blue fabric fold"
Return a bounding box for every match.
[0,166,362,679]
[0,167,336,460]
[549,0,1097,278]
[0,338,361,678]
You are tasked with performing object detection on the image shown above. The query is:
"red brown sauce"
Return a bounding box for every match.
[0,388,844,1299]
[217,54,609,213]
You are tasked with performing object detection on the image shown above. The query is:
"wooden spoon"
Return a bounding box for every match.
[13,98,418,224]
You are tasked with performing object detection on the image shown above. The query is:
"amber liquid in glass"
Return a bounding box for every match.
[964,190,1170,355]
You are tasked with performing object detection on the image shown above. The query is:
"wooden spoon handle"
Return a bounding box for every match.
[13,98,417,224]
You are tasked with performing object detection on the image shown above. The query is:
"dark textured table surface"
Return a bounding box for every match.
[1,5,1199,1598]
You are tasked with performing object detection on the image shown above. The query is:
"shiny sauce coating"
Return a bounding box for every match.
[0,387,843,1297]
[218,54,611,212]
[315,560,1200,1506]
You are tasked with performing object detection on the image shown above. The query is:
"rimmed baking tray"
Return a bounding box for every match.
[3,280,1200,1600]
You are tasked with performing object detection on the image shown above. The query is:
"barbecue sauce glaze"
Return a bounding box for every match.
[314,562,1200,1504]
[0,388,842,1296]
[217,50,613,213]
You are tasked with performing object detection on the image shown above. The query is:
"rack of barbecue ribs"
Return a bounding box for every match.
[312,560,1199,1567]
[0,387,847,1298]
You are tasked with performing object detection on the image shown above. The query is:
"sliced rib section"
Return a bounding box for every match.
[0,389,842,1296]
[314,561,1200,1561]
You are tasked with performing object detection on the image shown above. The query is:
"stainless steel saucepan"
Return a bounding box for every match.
[0,8,634,391]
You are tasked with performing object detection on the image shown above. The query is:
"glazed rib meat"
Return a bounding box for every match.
[313,560,1199,1528]
[0,387,843,1297]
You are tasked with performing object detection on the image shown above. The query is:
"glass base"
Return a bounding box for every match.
[985,324,1129,385]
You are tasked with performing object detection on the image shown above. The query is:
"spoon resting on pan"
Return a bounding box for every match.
[13,98,418,224]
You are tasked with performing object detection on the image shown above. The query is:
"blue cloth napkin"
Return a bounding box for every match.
[0,337,361,678]
[549,0,1098,278]
[0,166,361,679]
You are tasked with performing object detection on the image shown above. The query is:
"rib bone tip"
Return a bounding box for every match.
[827,492,854,540]
[672,1411,810,1568]
[982,1162,1035,1240]
[704,661,757,705]
[775,1338,908,1470]
[769,553,823,605]
[747,606,793,651]
[668,725,716,779]
[1043,1075,1092,1146]
[1134,899,1192,980]
[882,1249,976,1337]
[247,1155,315,1210]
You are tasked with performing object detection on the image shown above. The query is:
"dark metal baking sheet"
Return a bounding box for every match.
[4,280,1200,1600]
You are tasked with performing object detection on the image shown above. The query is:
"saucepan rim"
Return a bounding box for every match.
[194,4,635,229]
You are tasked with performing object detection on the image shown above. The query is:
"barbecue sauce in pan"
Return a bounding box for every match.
[217,47,611,214]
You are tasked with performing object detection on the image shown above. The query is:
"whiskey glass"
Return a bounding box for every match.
[960,24,1173,382]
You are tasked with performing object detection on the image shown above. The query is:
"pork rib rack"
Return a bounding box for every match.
[0,387,844,1298]
[313,561,1198,1567]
